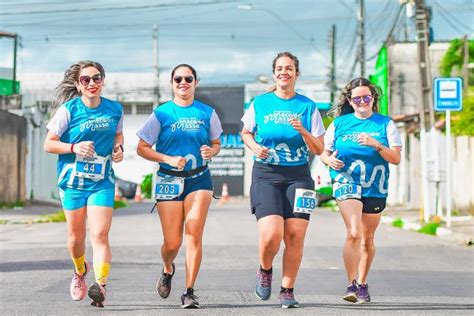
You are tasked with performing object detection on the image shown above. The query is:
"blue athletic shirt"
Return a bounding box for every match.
[46,97,124,191]
[324,113,402,198]
[136,100,223,173]
[241,92,325,166]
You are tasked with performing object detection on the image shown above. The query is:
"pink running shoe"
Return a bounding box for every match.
[88,282,106,308]
[70,262,90,301]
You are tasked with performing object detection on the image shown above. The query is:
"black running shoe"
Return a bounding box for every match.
[156,262,175,298]
[181,288,200,309]
[88,282,106,308]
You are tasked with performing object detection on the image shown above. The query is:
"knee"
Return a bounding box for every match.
[163,238,182,253]
[361,237,375,250]
[67,234,85,248]
[185,230,203,247]
[261,234,282,252]
[346,229,362,243]
[284,233,304,249]
[89,231,109,245]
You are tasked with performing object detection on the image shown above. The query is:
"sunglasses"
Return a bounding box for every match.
[173,75,194,84]
[79,74,103,86]
[350,95,373,105]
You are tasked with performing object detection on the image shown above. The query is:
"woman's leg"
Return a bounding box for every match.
[257,215,284,270]
[281,218,309,288]
[183,190,212,288]
[64,207,87,272]
[87,206,113,285]
[338,199,364,283]
[157,201,185,273]
[358,213,382,284]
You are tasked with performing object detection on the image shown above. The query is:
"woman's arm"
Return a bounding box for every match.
[136,139,186,169]
[44,130,95,157]
[241,127,269,159]
[357,134,401,165]
[289,118,324,155]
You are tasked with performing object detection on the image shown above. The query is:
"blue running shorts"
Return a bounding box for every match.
[59,187,115,211]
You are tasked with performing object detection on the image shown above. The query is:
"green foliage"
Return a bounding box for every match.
[392,217,404,228]
[141,173,153,199]
[37,210,66,223]
[114,200,128,209]
[439,38,474,85]
[417,222,440,235]
[322,116,334,129]
[0,201,24,209]
[450,88,474,136]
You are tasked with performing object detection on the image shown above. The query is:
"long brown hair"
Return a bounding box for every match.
[51,60,105,113]
[328,77,381,118]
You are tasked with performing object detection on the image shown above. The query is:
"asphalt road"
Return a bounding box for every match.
[1,199,473,315]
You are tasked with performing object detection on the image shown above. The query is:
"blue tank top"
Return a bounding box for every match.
[252,92,320,166]
[330,113,392,198]
[54,97,123,191]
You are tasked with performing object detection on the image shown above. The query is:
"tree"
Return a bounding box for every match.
[439,38,474,86]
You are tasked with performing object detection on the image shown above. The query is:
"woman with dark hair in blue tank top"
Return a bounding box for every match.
[241,52,325,308]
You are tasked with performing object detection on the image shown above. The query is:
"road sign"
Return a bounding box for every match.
[433,78,463,111]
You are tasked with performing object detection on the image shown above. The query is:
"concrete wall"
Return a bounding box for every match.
[0,110,27,203]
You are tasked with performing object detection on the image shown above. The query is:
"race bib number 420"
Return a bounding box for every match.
[293,188,318,214]
[75,155,106,180]
[333,183,361,200]
[154,176,184,200]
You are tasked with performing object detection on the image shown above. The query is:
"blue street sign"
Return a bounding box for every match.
[434,78,463,111]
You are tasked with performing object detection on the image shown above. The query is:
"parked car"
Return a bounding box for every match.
[115,177,138,199]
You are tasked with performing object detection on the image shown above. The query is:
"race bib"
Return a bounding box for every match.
[333,182,361,200]
[293,188,317,214]
[75,155,106,180]
[155,175,184,200]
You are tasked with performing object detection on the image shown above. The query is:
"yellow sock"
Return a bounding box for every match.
[93,261,110,285]
[71,255,86,275]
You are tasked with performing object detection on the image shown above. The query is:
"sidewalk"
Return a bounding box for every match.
[383,206,474,246]
[0,200,61,223]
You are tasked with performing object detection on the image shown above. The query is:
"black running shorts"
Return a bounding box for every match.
[250,161,315,221]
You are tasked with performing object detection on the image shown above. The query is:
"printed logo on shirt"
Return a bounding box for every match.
[341,132,381,142]
[170,118,205,132]
[80,117,113,132]
[263,111,302,124]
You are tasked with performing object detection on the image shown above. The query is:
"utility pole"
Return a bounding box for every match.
[358,0,366,77]
[152,25,160,106]
[328,24,337,105]
[463,35,469,89]
[415,0,434,130]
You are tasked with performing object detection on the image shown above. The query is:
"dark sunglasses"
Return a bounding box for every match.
[79,74,103,86]
[173,75,194,84]
[350,95,373,105]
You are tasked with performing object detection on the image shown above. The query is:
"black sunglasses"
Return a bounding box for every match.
[350,95,373,105]
[173,75,194,84]
[79,74,103,86]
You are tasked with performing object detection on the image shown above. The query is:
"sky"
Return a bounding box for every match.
[0,0,473,85]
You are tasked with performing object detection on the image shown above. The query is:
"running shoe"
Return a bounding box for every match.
[181,288,200,309]
[156,262,175,298]
[343,279,358,303]
[88,282,106,308]
[70,261,90,301]
[357,283,371,303]
[278,288,300,308]
[254,267,272,300]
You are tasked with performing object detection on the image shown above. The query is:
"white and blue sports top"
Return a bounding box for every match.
[46,97,124,191]
[241,92,325,166]
[324,113,402,198]
[137,100,223,172]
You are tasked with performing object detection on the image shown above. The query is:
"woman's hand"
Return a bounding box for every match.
[253,145,269,160]
[357,133,379,148]
[73,141,95,157]
[112,143,123,162]
[200,145,214,160]
[289,117,308,135]
[165,155,187,170]
[327,150,344,170]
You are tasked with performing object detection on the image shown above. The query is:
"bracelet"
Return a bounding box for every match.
[70,143,75,154]
[119,144,124,152]
[376,142,384,152]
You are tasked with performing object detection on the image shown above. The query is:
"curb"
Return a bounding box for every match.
[381,215,452,237]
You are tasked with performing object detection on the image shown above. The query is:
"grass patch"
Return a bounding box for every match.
[37,210,66,223]
[0,201,25,209]
[114,200,128,209]
[316,186,333,196]
[418,222,440,235]
[392,218,404,228]
[0,219,9,224]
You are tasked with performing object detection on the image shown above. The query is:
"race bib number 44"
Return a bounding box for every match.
[333,183,361,200]
[75,155,106,180]
[293,188,318,214]
[155,176,184,200]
